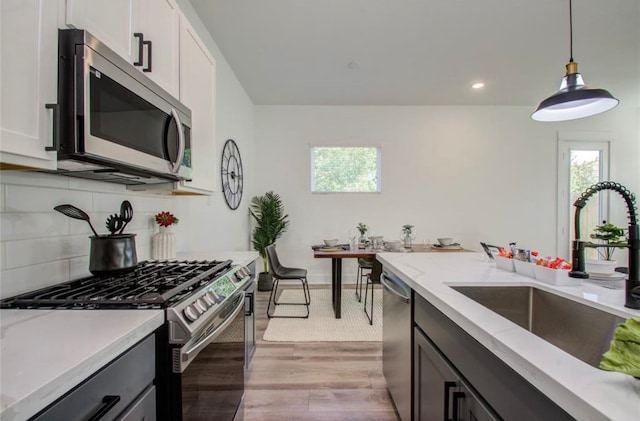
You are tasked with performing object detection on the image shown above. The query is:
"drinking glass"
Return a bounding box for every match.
[348,229,357,249]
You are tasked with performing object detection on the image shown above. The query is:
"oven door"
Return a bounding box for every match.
[172,292,245,421]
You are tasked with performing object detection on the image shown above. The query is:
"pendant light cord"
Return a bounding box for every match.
[569,0,574,63]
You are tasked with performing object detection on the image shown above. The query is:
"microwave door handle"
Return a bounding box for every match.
[169,108,185,174]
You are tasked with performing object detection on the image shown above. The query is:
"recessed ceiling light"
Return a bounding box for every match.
[471,82,485,89]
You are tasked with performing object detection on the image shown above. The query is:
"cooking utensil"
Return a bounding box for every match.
[106,214,124,236]
[54,204,100,237]
[117,200,133,234]
[89,234,138,275]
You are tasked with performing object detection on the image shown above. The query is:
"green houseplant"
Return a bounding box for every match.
[357,222,368,245]
[249,191,289,291]
[590,221,627,261]
[585,220,627,276]
[401,224,415,248]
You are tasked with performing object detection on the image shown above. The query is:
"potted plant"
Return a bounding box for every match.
[357,222,369,246]
[152,211,179,260]
[401,224,415,248]
[586,221,627,275]
[249,191,289,291]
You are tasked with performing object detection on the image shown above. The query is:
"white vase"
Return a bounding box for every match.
[403,233,412,248]
[152,226,176,260]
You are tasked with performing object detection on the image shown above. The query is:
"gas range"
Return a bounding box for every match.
[1,258,256,421]
[0,259,253,342]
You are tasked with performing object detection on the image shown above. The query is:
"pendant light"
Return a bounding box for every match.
[531,0,619,122]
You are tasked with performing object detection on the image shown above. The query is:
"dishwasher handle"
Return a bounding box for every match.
[381,273,410,303]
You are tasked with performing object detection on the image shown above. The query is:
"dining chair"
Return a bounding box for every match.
[364,259,383,325]
[355,257,374,302]
[265,244,311,318]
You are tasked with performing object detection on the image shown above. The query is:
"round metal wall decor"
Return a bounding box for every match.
[220,139,243,210]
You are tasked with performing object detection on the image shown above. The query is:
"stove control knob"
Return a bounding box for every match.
[194,298,207,314]
[183,305,199,322]
[198,296,211,309]
[203,292,216,306]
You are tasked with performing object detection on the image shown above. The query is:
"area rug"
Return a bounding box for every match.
[263,288,382,342]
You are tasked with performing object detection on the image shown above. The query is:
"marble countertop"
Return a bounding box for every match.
[376,251,640,421]
[0,310,164,421]
[0,250,258,421]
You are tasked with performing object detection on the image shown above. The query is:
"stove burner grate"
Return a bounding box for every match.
[0,259,232,309]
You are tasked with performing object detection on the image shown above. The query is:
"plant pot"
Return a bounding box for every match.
[585,259,617,276]
[152,226,176,260]
[257,272,274,291]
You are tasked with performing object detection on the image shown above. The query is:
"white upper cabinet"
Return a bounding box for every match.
[177,16,217,194]
[65,0,135,62]
[0,0,61,170]
[66,0,179,97]
[137,0,180,97]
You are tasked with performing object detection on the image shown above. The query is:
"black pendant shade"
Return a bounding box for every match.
[531,1,619,122]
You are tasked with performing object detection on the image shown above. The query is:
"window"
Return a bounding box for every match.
[557,138,610,259]
[311,146,381,193]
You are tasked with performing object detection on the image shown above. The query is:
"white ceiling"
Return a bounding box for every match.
[190,0,640,106]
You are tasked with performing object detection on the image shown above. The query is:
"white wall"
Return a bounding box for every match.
[0,3,256,299]
[254,104,640,284]
[0,171,179,298]
[175,0,256,253]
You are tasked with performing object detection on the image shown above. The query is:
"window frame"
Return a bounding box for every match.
[557,133,612,259]
[310,145,382,194]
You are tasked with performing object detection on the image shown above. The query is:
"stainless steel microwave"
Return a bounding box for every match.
[45,29,192,185]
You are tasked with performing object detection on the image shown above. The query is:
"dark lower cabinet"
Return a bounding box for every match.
[31,334,156,421]
[414,326,499,421]
[413,293,574,421]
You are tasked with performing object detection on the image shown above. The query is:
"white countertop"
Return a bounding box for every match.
[0,250,258,421]
[376,251,640,421]
[0,309,164,421]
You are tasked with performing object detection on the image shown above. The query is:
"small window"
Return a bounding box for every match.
[311,146,381,193]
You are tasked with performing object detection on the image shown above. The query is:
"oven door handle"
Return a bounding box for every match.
[179,295,245,370]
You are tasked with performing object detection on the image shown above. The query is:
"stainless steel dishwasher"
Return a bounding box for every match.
[381,271,412,421]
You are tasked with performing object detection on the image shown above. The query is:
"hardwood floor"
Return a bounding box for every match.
[236,286,400,421]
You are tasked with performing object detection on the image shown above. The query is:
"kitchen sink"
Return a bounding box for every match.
[451,286,625,368]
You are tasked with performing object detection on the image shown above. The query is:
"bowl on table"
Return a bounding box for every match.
[385,240,402,251]
[437,237,454,246]
[323,239,339,247]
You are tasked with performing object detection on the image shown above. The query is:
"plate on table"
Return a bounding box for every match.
[431,243,463,250]
[319,247,341,252]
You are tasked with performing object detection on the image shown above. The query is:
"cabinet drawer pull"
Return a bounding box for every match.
[142,40,152,72]
[87,395,120,421]
[452,391,465,421]
[444,381,456,421]
[44,103,59,151]
[133,33,144,66]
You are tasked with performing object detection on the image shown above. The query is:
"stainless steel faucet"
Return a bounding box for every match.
[568,181,640,309]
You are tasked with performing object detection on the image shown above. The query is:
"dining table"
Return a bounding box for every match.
[313,244,469,318]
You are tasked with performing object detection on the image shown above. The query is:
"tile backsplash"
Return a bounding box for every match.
[0,170,178,299]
